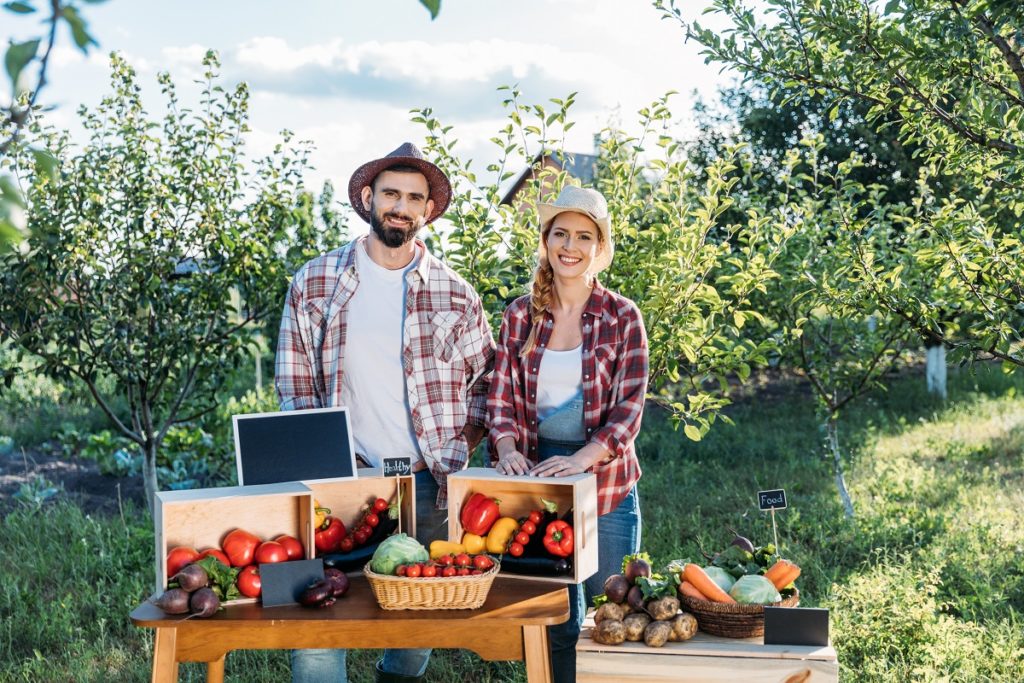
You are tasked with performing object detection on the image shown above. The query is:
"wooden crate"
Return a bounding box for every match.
[304,468,416,547]
[577,620,839,683]
[447,467,597,584]
[153,482,314,594]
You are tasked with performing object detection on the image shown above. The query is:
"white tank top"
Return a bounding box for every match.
[536,344,583,421]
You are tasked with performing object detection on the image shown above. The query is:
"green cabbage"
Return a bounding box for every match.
[703,566,736,593]
[370,533,428,575]
[728,574,782,605]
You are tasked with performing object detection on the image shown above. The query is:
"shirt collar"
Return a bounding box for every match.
[344,234,432,282]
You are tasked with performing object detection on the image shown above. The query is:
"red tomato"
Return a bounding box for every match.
[520,520,537,536]
[453,553,471,568]
[509,542,525,557]
[274,535,305,561]
[364,512,379,528]
[353,529,370,546]
[237,565,261,598]
[373,498,389,512]
[514,532,530,546]
[222,529,260,567]
[255,541,289,564]
[528,510,543,525]
[422,564,438,578]
[196,547,230,567]
[396,565,408,577]
[339,537,355,553]
[406,564,422,578]
[437,554,454,567]
[166,546,200,578]
[457,567,471,576]
[473,555,495,571]
[471,569,483,575]
[358,524,372,537]
[441,566,457,577]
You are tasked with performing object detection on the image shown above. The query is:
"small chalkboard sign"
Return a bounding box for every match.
[764,606,829,646]
[382,457,412,477]
[233,407,357,485]
[758,488,787,511]
[259,559,324,607]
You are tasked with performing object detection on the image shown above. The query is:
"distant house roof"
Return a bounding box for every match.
[499,149,599,207]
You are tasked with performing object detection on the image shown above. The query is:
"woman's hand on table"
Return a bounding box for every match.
[529,443,609,478]
[494,437,531,475]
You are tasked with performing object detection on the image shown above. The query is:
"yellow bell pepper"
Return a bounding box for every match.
[313,499,330,529]
[485,517,520,554]
[429,539,466,560]
[461,532,487,555]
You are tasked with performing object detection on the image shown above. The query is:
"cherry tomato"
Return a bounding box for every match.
[454,553,471,568]
[274,535,305,561]
[406,564,422,578]
[364,512,379,528]
[237,565,261,598]
[509,542,524,557]
[255,541,289,564]
[373,498,389,512]
[520,520,537,536]
[473,554,495,571]
[354,529,370,546]
[422,564,437,578]
[528,510,543,525]
[339,537,355,553]
[437,554,455,567]
[166,546,200,579]
[514,532,530,546]
[358,524,372,538]
[396,565,408,577]
[471,569,483,575]
[441,566,457,577]
[457,567,471,576]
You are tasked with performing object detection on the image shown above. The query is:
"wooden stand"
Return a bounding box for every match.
[577,623,838,682]
[131,576,568,683]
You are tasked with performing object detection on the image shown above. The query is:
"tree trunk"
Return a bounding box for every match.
[826,417,855,518]
[143,438,159,515]
[926,344,947,400]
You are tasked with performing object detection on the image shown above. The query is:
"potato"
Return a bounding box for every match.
[623,612,651,641]
[644,620,673,648]
[668,611,698,642]
[594,602,627,624]
[591,619,627,645]
[646,596,680,622]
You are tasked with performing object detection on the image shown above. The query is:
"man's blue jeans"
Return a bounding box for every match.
[291,469,448,682]
[538,437,641,683]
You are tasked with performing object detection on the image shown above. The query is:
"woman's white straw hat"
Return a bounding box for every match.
[537,185,614,273]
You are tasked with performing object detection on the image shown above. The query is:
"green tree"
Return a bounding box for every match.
[659,0,1024,369]
[0,52,314,510]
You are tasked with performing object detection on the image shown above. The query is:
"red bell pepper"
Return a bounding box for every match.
[543,520,574,558]
[460,492,501,536]
[314,516,346,554]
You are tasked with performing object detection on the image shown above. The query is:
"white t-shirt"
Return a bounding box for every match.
[536,344,583,420]
[339,242,422,467]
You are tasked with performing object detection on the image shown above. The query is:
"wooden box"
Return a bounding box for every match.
[577,618,839,682]
[447,467,598,584]
[153,481,314,594]
[304,468,417,547]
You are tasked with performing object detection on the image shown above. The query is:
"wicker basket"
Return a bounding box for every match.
[680,588,799,638]
[363,564,499,610]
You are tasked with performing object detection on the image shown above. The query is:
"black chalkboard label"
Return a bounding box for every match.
[233,407,357,485]
[764,606,829,646]
[758,489,787,510]
[382,457,413,477]
[259,559,324,607]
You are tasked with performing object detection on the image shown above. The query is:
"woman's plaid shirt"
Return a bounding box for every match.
[275,237,495,509]
[487,282,649,515]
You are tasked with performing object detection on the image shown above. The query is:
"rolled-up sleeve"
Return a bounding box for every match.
[487,309,523,454]
[274,272,320,411]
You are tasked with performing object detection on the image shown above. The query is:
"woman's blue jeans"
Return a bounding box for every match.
[291,469,447,682]
[538,437,641,683]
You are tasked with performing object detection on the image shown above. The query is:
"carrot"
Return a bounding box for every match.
[678,580,708,601]
[765,559,801,590]
[682,563,736,604]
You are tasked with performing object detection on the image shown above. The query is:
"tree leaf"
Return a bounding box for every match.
[3,2,36,14]
[684,424,702,442]
[419,0,441,20]
[4,38,39,89]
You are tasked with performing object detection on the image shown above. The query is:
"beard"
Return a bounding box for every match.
[369,204,421,249]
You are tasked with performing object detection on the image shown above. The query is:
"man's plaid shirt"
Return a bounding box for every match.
[487,282,649,516]
[275,236,495,509]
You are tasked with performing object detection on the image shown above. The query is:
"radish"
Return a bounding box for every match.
[189,587,220,618]
[151,588,190,614]
[173,563,209,592]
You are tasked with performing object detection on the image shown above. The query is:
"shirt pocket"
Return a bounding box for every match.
[432,310,466,363]
[594,343,618,386]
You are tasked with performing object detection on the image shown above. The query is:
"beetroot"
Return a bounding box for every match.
[324,568,350,598]
[173,563,209,592]
[603,574,630,604]
[189,587,220,618]
[626,584,645,612]
[624,557,651,584]
[152,588,190,615]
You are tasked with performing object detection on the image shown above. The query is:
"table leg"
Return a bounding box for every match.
[206,655,225,683]
[522,625,552,683]
[151,628,179,683]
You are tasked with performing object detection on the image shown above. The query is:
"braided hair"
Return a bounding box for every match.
[520,251,555,358]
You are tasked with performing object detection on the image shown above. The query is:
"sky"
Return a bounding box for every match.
[12,0,737,209]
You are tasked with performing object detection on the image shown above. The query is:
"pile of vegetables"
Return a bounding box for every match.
[151,555,241,618]
[369,533,429,575]
[315,495,398,555]
[589,553,698,648]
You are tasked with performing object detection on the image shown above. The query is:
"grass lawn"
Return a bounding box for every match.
[2,364,1022,681]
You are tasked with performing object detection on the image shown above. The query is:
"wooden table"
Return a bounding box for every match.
[131,576,568,683]
[576,622,839,683]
